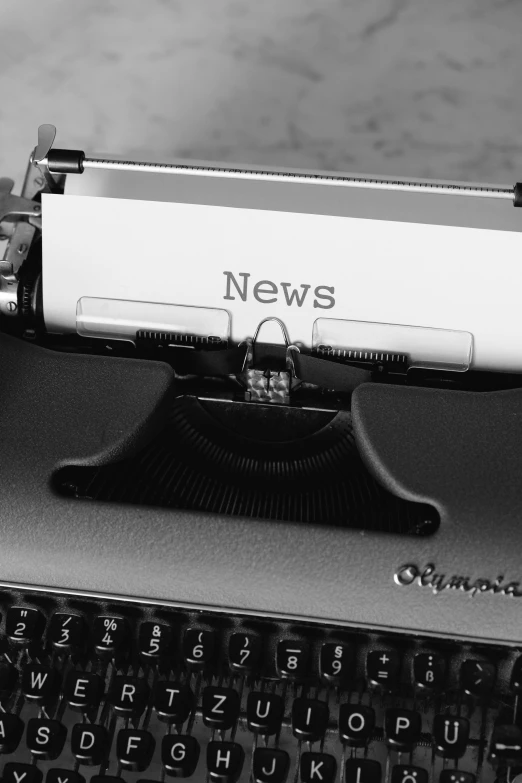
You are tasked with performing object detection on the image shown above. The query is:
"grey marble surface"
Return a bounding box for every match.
[0,0,521,191]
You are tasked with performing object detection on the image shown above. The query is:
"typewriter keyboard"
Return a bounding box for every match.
[0,586,519,783]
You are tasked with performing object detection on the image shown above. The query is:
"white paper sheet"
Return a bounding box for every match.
[42,192,522,372]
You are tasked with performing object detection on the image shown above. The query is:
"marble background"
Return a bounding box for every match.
[0,0,521,191]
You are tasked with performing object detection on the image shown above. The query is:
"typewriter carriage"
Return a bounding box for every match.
[3,127,522,537]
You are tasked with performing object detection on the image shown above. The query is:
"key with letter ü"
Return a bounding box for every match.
[433,715,470,759]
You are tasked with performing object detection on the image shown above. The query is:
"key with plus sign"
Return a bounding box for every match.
[367,650,401,691]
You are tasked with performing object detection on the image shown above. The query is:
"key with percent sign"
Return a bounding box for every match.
[93,616,129,660]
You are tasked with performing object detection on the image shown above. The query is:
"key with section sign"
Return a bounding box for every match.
[320,643,354,685]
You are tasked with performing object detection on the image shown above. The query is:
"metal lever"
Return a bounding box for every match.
[0,178,41,228]
[32,124,56,165]
[30,124,61,192]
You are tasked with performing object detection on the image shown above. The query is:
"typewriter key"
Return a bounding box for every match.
[228,632,261,674]
[162,735,200,777]
[138,622,173,661]
[91,778,123,783]
[512,656,522,693]
[391,766,428,783]
[110,676,150,717]
[22,664,59,704]
[439,773,475,783]
[489,722,522,766]
[207,741,245,783]
[0,659,19,693]
[339,705,375,747]
[252,748,290,783]
[3,764,43,783]
[117,729,156,771]
[367,649,401,691]
[247,692,285,735]
[276,640,310,680]
[71,723,110,765]
[183,628,215,670]
[92,616,129,659]
[202,687,241,730]
[153,680,194,724]
[300,753,337,783]
[0,713,24,753]
[345,760,381,783]
[320,642,354,685]
[460,659,496,698]
[413,653,445,691]
[385,709,422,751]
[6,607,45,646]
[26,718,67,760]
[292,698,330,742]
[64,671,103,712]
[433,715,469,759]
[48,613,86,652]
[46,770,85,783]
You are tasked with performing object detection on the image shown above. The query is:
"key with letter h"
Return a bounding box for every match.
[207,741,245,783]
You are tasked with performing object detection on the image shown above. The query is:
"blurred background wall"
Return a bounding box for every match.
[0,0,521,190]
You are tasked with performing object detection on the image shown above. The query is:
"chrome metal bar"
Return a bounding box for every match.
[83,157,515,200]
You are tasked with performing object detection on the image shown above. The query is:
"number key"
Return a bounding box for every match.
[92,616,128,658]
[183,628,215,670]
[320,643,354,684]
[229,633,261,674]
[6,607,45,645]
[48,613,86,652]
[276,640,309,680]
[138,622,173,661]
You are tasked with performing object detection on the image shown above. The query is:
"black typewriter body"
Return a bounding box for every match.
[1,135,522,783]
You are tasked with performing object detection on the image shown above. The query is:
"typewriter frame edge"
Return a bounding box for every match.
[0,331,522,647]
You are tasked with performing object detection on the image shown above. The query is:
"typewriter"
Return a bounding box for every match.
[0,124,522,783]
